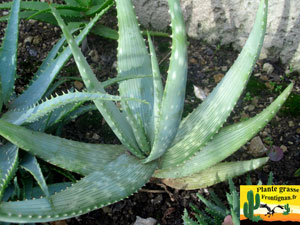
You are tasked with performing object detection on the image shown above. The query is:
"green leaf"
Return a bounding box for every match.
[116,0,154,138]
[182,209,200,225]
[162,157,268,190]
[9,36,66,109]
[51,4,144,158]
[144,0,188,163]
[160,0,268,168]
[154,83,293,177]
[20,154,51,204]
[0,154,157,223]
[147,32,163,145]
[85,0,112,16]
[196,193,227,217]
[4,91,146,125]
[8,19,93,110]
[0,0,20,104]
[90,23,118,40]
[0,119,125,176]
[0,144,18,201]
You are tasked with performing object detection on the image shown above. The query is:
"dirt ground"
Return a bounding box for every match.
[0,3,299,225]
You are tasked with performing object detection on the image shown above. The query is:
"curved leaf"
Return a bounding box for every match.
[0,0,20,104]
[160,0,268,168]
[144,0,188,163]
[0,144,18,201]
[162,158,268,190]
[154,83,293,177]
[0,119,125,176]
[4,91,146,125]
[0,154,157,223]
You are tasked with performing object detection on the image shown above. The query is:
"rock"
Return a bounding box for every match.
[213,73,224,83]
[280,145,288,152]
[24,36,33,44]
[288,121,295,127]
[88,50,100,63]
[74,81,84,90]
[133,216,157,225]
[33,36,42,45]
[265,82,274,90]
[260,75,269,81]
[296,128,300,134]
[262,63,274,75]
[248,136,267,157]
[247,104,255,111]
[193,85,207,100]
[132,0,300,73]
[92,133,100,140]
[221,66,228,72]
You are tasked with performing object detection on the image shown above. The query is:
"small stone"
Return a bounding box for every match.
[54,27,60,33]
[74,81,84,90]
[24,36,33,44]
[102,206,112,214]
[33,36,42,45]
[265,82,274,90]
[189,57,197,65]
[288,121,295,127]
[247,105,255,111]
[89,50,99,63]
[221,66,228,72]
[296,128,300,134]
[50,221,67,225]
[288,141,293,145]
[254,73,261,77]
[213,73,224,83]
[248,136,267,157]
[92,133,100,140]
[280,145,288,152]
[263,63,274,75]
[260,75,268,81]
[133,216,157,225]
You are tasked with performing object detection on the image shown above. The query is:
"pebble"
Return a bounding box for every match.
[288,121,294,127]
[24,36,33,44]
[133,216,157,225]
[248,136,267,157]
[221,66,228,72]
[260,75,269,81]
[89,50,99,63]
[92,133,100,140]
[263,62,274,75]
[265,82,274,90]
[213,73,224,83]
[247,105,255,111]
[189,57,197,65]
[74,81,84,90]
[280,145,288,152]
[33,36,42,45]
[288,141,293,145]
[296,128,300,134]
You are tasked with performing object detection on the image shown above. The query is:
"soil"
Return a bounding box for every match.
[0,3,300,225]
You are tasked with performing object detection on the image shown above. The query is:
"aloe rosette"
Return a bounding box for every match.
[0,0,294,223]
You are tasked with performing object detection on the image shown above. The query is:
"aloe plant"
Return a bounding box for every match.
[0,0,140,221]
[0,0,293,223]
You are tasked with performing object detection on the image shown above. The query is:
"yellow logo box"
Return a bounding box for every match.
[240,185,300,222]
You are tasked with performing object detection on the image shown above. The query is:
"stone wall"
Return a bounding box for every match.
[132,0,300,72]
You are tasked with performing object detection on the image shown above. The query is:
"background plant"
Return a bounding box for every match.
[183,173,274,225]
[0,0,294,223]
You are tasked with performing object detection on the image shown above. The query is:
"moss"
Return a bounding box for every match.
[245,77,267,95]
[282,93,300,117]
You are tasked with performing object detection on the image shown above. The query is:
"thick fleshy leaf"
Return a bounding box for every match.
[20,154,50,203]
[6,17,94,110]
[0,154,157,223]
[50,5,145,158]
[147,32,163,145]
[4,91,146,125]
[160,0,268,168]
[0,119,125,176]
[162,157,268,190]
[0,0,20,104]
[9,36,66,109]
[144,0,188,163]
[0,144,18,201]
[116,0,154,138]
[154,83,293,177]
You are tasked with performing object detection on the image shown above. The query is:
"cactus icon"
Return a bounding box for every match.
[283,204,290,215]
[243,190,263,222]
